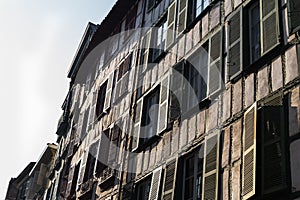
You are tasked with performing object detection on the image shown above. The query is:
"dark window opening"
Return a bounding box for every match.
[151,17,167,62]
[136,177,151,200]
[95,81,107,119]
[249,2,261,63]
[83,142,98,183]
[141,87,160,143]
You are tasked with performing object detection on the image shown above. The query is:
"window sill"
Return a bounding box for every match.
[131,135,161,153]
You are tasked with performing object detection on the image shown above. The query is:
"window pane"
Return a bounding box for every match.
[250,3,261,63]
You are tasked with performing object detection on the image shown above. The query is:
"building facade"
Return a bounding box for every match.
[8,0,300,199]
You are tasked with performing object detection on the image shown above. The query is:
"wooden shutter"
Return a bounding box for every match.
[260,95,287,194]
[260,0,280,54]
[177,0,188,35]
[88,93,97,130]
[242,103,257,199]
[227,8,242,79]
[108,126,120,165]
[37,163,48,186]
[288,0,300,34]
[209,29,222,95]
[104,72,114,111]
[162,159,177,199]
[132,98,143,150]
[77,150,88,188]
[76,113,84,144]
[149,167,163,200]
[169,61,185,122]
[97,130,110,173]
[166,1,177,49]
[66,166,75,197]
[202,131,220,200]
[158,75,170,134]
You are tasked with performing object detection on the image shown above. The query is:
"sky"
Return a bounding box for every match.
[0,0,115,198]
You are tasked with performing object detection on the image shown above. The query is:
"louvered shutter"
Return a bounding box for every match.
[65,166,75,197]
[202,131,220,200]
[288,0,300,34]
[104,72,114,111]
[242,103,257,199]
[108,126,120,165]
[88,93,97,130]
[209,29,222,95]
[162,159,177,199]
[149,167,163,200]
[132,98,143,150]
[228,8,242,79]
[177,0,188,35]
[260,0,280,54]
[158,75,170,134]
[261,95,287,194]
[166,1,177,49]
[169,61,185,122]
[77,150,88,189]
[76,113,84,144]
[144,30,152,67]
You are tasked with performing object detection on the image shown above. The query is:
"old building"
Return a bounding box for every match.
[9,0,300,199]
[5,144,57,200]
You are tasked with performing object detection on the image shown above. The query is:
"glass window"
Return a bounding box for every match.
[137,178,151,200]
[249,2,261,63]
[152,18,167,62]
[183,150,204,200]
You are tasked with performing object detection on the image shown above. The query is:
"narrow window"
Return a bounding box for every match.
[249,2,261,63]
[152,18,167,62]
[95,81,107,118]
[136,177,151,200]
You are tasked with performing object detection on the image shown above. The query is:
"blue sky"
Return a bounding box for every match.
[0,0,115,198]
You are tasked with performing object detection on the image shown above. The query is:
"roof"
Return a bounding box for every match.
[67,0,138,81]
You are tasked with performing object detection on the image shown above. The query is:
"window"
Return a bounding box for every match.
[228,0,281,78]
[95,81,107,118]
[132,76,170,150]
[96,130,110,176]
[183,151,204,200]
[242,97,288,199]
[188,0,210,24]
[249,2,261,63]
[115,53,132,100]
[124,4,137,39]
[151,18,167,62]
[141,87,160,142]
[83,142,98,183]
[288,0,300,34]
[136,177,151,200]
[147,0,162,12]
[80,107,90,140]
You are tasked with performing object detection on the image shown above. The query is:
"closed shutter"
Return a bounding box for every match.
[37,163,48,186]
[177,0,188,35]
[76,113,84,144]
[166,1,177,49]
[77,150,88,189]
[242,103,257,199]
[169,61,185,122]
[261,95,287,194]
[209,29,222,95]
[260,0,280,54]
[132,98,143,150]
[202,131,220,200]
[288,0,300,34]
[149,167,163,200]
[227,8,242,79]
[104,72,114,111]
[162,159,177,199]
[88,93,97,130]
[108,126,120,165]
[97,130,110,173]
[65,166,75,197]
[158,75,170,134]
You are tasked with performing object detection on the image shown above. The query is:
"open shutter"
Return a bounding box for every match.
[77,150,88,189]
[149,167,163,200]
[166,1,177,49]
[242,103,257,199]
[260,0,280,55]
[108,126,120,165]
[132,98,143,150]
[158,75,170,134]
[65,166,75,197]
[169,61,185,122]
[288,0,300,34]
[209,29,222,95]
[227,8,242,79]
[177,0,188,35]
[76,113,84,144]
[104,72,114,111]
[97,130,110,174]
[261,95,287,194]
[88,93,97,130]
[202,131,220,200]
[162,159,177,199]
